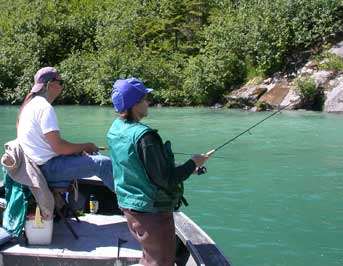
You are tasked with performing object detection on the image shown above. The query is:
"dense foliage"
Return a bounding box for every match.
[0,0,342,105]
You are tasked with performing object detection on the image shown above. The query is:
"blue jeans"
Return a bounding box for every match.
[39,154,114,191]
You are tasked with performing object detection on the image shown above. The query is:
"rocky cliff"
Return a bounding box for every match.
[225,41,343,113]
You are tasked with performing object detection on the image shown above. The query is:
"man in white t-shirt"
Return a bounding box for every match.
[17,67,113,190]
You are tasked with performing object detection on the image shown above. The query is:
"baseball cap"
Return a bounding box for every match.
[111,77,153,113]
[31,67,60,93]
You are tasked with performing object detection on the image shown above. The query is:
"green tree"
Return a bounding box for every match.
[1,0,342,106]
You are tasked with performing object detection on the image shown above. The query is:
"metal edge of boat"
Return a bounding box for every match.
[174,211,232,266]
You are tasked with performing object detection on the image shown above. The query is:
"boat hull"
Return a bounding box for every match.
[0,178,231,266]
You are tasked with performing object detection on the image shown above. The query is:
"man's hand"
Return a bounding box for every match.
[82,143,99,155]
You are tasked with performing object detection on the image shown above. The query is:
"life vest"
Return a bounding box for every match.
[107,118,185,212]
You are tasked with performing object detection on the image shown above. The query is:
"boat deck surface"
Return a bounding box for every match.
[2,214,142,260]
[0,178,231,266]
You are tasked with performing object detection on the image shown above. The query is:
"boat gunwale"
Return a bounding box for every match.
[174,211,232,266]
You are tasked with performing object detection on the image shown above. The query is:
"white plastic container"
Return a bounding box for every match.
[25,214,53,245]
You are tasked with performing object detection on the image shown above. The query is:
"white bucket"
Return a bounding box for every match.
[25,208,53,245]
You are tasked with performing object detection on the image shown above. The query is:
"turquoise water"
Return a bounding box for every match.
[1,105,343,266]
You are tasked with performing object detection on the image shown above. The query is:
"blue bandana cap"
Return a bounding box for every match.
[111,77,153,113]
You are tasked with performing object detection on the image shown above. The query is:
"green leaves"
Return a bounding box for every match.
[295,76,317,101]
[0,0,342,105]
[183,52,246,105]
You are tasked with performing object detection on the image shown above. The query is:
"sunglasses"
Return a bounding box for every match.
[52,79,64,86]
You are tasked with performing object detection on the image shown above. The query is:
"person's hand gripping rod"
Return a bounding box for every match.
[192,149,215,175]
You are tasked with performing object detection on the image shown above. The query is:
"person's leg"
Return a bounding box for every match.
[123,209,176,266]
[39,154,114,190]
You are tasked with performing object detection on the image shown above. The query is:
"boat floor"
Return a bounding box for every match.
[2,214,142,260]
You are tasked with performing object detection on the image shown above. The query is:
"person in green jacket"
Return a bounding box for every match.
[107,77,213,266]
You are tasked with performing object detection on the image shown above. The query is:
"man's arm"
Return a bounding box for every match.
[45,130,98,155]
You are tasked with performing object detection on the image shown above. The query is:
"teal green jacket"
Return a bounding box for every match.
[2,167,30,237]
[107,118,186,212]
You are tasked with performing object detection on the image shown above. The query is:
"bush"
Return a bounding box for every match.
[319,53,343,72]
[182,52,246,105]
[58,52,100,104]
[296,76,327,110]
[1,0,343,106]
[295,76,317,100]
[203,0,343,76]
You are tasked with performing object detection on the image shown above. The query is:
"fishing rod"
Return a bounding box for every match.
[213,103,290,152]
[105,104,290,158]
[100,103,291,174]
[194,103,292,175]
[175,102,292,156]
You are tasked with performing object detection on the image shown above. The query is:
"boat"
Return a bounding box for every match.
[0,177,232,266]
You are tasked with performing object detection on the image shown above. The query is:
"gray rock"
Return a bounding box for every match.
[224,41,343,112]
[324,77,343,112]
[259,79,289,106]
[298,67,314,75]
[227,85,264,100]
[328,75,343,88]
[311,70,335,87]
[280,87,301,109]
[249,106,258,112]
[263,78,272,84]
[328,41,343,59]
[211,103,223,109]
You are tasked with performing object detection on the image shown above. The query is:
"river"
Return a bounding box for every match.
[1,105,343,266]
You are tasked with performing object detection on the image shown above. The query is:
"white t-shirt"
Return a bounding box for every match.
[17,96,60,165]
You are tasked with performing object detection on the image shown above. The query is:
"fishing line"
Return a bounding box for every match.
[100,103,291,171]
[176,103,291,156]
[213,103,291,152]
[195,103,291,175]
[100,147,228,159]
[173,152,229,159]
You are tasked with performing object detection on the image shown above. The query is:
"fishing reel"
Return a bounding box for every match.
[196,166,207,175]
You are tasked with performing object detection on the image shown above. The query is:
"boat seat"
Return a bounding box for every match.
[50,181,80,240]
